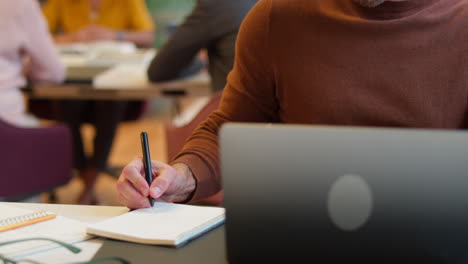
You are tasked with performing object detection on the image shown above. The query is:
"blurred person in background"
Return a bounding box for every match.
[43,0,154,47]
[0,0,64,127]
[147,0,258,92]
[42,0,154,204]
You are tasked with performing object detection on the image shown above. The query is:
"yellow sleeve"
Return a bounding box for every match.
[128,0,155,31]
[41,0,61,33]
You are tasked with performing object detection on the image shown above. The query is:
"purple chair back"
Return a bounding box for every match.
[0,119,73,201]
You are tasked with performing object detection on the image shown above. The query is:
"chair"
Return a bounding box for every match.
[164,91,223,206]
[0,119,73,201]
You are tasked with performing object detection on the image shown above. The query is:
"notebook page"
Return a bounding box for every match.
[0,204,91,259]
[87,202,225,246]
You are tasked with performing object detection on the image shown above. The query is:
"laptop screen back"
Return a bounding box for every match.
[220,123,468,263]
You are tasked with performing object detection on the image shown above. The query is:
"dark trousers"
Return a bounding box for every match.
[59,100,127,171]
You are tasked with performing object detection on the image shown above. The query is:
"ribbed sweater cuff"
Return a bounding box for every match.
[171,154,217,202]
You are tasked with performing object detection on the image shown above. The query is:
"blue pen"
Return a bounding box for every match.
[140,132,155,207]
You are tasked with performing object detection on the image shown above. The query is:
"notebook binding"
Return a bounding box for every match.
[0,211,53,227]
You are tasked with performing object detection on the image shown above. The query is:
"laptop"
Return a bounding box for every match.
[220,123,468,263]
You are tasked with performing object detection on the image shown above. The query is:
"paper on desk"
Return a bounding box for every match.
[93,64,150,89]
[89,49,155,66]
[93,64,211,90]
[0,204,92,260]
[58,41,155,68]
[59,54,89,67]
[20,238,104,264]
[57,41,137,56]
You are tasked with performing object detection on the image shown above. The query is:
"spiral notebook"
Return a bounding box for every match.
[0,211,56,232]
[86,202,225,247]
[0,204,91,259]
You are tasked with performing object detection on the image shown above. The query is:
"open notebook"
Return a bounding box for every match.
[86,202,225,247]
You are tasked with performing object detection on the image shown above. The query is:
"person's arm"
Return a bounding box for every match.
[115,30,154,48]
[171,0,278,201]
[117,0,277,208]
[61,24,155,46]
[52,28,90,44]
[147,1,217,82]
[21,0,65,83]
[49,0,155,46]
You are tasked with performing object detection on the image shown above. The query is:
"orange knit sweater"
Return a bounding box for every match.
[174,0,468,201]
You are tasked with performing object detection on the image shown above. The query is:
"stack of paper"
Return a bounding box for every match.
[93,65,211,90]
[57,41,156,81]
[93,64,150,89]
[57,41,137,57]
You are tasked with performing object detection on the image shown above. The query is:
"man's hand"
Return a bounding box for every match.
[83,24,117,41]
[116,157,196,209]
[55,25,117,43]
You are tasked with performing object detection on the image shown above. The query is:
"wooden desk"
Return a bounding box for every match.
[28,81,211,101]
[28,74,212,101]
[27,46,212,100]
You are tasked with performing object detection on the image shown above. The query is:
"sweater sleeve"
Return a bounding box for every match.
[147,1,213,82]
[21,0,65,83]
[171,0,278,201]
[464,100,468,129]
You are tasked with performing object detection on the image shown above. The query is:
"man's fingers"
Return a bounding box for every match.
[117,192,150,209]
[116,178,151,209]
[117,158,181,208]
[128,157,165,176]
[120,159,150,195]
[116,178,148,202]
[129,156,145,172]
[149,167,176,199]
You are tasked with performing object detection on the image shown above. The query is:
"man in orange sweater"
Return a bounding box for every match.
[116,0,468,209]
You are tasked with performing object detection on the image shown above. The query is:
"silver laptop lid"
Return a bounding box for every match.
[220,123,468,263]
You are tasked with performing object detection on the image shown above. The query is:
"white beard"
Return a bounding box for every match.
[353,0,386,7]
